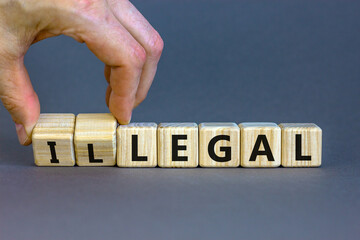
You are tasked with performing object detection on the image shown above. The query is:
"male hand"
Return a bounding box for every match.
[0,0,163,145]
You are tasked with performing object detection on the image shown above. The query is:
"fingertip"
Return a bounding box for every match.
[14,104,39,146]
[15,123,32,146]
[118,115,132,125]
[110,107,132,125]
[109,93,133,125]
[112,110,132,125]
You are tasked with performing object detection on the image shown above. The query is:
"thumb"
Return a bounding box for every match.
[0,57,40,145]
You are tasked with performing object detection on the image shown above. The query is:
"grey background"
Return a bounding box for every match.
[1,0,359,239]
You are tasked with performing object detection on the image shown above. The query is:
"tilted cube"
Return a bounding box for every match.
[74,113,117,166]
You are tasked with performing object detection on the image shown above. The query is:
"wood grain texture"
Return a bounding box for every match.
[117,123,157,167]
[279,123,322,167]
[32,114,75,166]
[199,123,240,167]
[74,113,117,166]
[158,123,198,168]
[239,122,281,167]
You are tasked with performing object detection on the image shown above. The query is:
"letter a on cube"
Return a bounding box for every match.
[239,122,281,167]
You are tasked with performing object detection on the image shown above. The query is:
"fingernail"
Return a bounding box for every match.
[15,123,31,145]
[119,114,131,125]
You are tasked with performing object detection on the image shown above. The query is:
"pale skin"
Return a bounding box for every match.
[0,0,164,145]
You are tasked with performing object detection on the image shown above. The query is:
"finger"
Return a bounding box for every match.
[104,65,111,107]
[104,64,111,83]
[108,0,164,107]
[105,85,111,107]
[108,65,140,122]
[75,12,146,124]
[0,58,40,145]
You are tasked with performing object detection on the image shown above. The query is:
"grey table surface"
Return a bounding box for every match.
[1,1,359,239]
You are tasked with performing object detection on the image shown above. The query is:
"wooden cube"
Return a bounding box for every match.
[32,114,75,166]
[74,113,117,166]
[199,123,240,167]
[117,123,157,167]
[279,123,322,167]
[239,122,281,167]
[158,123,198,168]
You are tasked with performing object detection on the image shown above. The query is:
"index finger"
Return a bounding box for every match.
[75,11,146,123]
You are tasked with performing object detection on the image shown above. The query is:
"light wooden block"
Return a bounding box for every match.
[239,122,281,167]
[158,123,198,168]
[279,123,322,167]
[199,123,240,167]
[74,113,117,166]
[32,114,75,166]
[117,123,157,167]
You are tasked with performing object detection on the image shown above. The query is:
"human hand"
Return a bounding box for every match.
[0,0,163,145]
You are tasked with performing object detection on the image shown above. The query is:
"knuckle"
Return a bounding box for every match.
[74,0,97,12]
[146,31,164,60]
[72,0,107,25]
[129,43,146,69]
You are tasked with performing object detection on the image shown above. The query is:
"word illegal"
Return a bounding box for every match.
[32,114,322,168]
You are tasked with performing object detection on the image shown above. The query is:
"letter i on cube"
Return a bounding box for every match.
[32,114,76,166]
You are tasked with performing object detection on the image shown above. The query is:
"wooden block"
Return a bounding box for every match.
[74,113,117,166]
[199,123,240,167]
[158,123,198,167]
[32,114,75,166]
[239,122,281,167]
[279,123,322,167]
[117,123,157,167]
